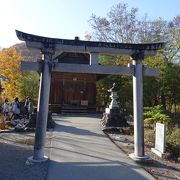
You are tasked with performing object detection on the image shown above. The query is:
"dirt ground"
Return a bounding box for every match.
[0,131,52,180]
[105,130,180,180]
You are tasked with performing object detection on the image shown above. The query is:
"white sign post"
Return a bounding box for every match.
[151,123,166,158]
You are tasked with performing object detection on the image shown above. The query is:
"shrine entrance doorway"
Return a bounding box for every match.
[50,72,96,112]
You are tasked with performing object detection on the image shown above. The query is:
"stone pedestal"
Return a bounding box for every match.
[102,110,127,128]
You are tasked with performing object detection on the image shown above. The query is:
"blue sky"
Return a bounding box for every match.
[0,0,179,47]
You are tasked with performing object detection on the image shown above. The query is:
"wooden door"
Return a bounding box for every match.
[63,80,85,106]
[50,78,63,104]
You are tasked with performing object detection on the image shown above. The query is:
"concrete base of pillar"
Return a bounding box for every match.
[26,156,48,164]
[151,148,166,158]
[129,153,152,163]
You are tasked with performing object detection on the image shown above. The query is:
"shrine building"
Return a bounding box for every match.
[49,52,97,113]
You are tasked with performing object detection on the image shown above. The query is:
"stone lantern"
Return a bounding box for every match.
[107,83,119,110]
[101,83,127,129]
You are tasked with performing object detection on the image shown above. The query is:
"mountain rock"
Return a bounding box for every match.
[11,43,41,61]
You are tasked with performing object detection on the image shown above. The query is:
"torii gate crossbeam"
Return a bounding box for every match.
[15,30,165,163]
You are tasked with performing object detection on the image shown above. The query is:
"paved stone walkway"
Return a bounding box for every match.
[47,114,155,180]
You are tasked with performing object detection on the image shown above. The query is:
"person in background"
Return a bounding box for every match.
[3,98,10,121]
[11,97,20,119]
[24,96,29,116]
[27,98,34,119]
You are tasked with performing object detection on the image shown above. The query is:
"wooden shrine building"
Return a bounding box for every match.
[49,52,96,112]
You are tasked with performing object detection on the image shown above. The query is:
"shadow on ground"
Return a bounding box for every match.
[54,123,104,137]
[47,160,150,180]
[0,142,48,180]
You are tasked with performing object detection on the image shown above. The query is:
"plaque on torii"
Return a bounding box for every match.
[15,30,165,163]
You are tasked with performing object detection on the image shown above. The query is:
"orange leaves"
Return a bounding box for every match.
[0,48,22,101]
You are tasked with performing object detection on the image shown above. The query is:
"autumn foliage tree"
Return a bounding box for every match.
[0,48,22,101]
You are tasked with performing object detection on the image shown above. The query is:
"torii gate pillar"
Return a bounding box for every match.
[28,48,54,162]
[129,52,150,162]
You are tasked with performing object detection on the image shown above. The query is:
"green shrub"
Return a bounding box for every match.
[144,118,156,128]
[166,126,180,159]
[144,105,172,128]
[144,105,164,117]
[144,106,179,159]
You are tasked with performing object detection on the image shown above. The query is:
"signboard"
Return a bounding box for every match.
[155,123,166,153]
[152,123,166,157]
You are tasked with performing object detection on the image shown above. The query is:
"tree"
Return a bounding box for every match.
[89,2,139,43]
[143,16,180,113]
[160,62,180,113]
[164,15,180,63]
[0,48,22,101]
[89,3,180,116]
[16,72,39,105]
[96,55,133,112]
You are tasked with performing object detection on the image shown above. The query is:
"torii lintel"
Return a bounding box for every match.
[16,30,165,56]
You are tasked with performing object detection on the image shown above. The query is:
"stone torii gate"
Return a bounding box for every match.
[16,30,164,163]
